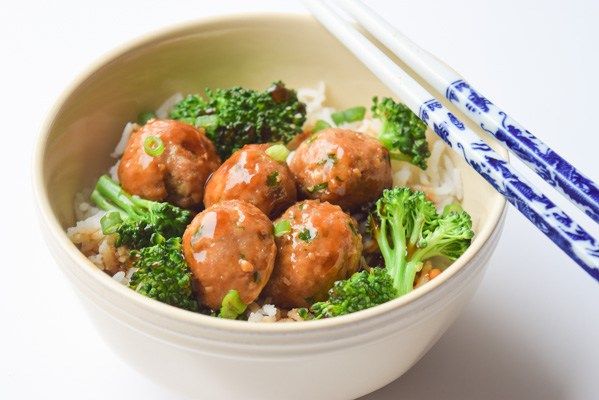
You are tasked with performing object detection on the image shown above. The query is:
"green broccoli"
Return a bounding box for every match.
[91,175,192,249]
[309,187,473,318]
[169,81,306,159]
[129,236,198,311]
[311,268,397,319]
[218,290,248,319]
[371,97,430,169]
[371,187,473,296]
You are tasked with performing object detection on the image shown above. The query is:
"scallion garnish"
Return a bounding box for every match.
[100,211,123,235]
[331,106,366,125]
[298,228,314,242]
[137,111,156,125]
[218,290,247,319]
[274,219,292,237]
[195,115,218,132]
[313,119,331,132]
[266,171,280,187]
[307,182,328,194]
[143,135,165,157]
[265,144,290,162]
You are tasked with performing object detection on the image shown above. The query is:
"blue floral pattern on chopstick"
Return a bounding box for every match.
[445,79,599,223]
[419,99,599,280]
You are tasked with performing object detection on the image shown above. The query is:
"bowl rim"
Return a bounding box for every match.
[32,12,508,335]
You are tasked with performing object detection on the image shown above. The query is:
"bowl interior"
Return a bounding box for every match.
[37,14,505,327]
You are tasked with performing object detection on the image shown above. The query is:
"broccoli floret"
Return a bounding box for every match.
[218,290,248,320]
[91,175,192,249]
[370,187,473,296]
[169,81,306,159]
[129,236,198,311]
[371,97,430,169]
[311,268,397,319]
[307,187,473,318]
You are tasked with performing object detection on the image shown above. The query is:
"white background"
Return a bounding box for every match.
[1,0,598,399]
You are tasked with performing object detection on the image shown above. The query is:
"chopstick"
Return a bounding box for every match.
[337,0,599,225]
[303,0,599,280]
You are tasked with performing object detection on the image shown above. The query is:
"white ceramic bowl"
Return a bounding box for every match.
[33,14,507,400]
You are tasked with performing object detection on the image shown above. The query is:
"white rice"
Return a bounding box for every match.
[110,122,138,159]
[108,160,120,182]
[113,267,138,286]
[247,303,279,322]
[68,83,463,322]
[156,93,184,119]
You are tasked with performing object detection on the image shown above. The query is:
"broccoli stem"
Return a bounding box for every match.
[129,195,155,214]
[91,189,126,217]
[374,211,408,292]
[95,175,138,217]
[390,208,408,290]
[400,261,423,295]
[370,187,473,297]
[410,227,451,263]
[389,153,415,163]
[90,175,192,249]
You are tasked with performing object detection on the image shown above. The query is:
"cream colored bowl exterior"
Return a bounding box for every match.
[34,14,507,400]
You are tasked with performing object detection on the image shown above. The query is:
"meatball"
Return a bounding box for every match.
[182,200,276,310]
[262,200,362,308]
[118,119,220,209]
[204,144,297,217]
[289,128,392,210]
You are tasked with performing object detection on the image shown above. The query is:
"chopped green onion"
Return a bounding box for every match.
[306,134,319,144]
[100,212,123,235]
[266,171,280,187]
[313,119,331,132]
[265,144,290,162]
[317,153,338,165]
[195,115,218,132]
[137,111,156,125]
[218,290,247,319]
[307,182,328,194]
[297,308,311,320]
[274,219,292,237]
[331,106,366,125]
[143,135,165,157]
[298,228,315,242]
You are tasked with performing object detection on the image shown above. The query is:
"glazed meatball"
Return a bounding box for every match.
[118,119,220,209]
[204,144,297,217]
[289,128,392,210]
[262,200,362,308]
[182,200,276,310]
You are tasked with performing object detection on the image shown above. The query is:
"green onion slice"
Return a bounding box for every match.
[331,106,366,125]
[137,111,156,125]
[195,115,218,132]
[218,290,247,319]
[297,308,310,320]
[307,182,328,194]
[266,171,279,187]
[274,219,292,237]
[100,211,123,235]
[297,228,314,242]
[313,119,331,133]
[143,135,165,157]
[265,144,290,162]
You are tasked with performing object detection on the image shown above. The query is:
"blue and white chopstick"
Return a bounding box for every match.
[303,0,599,280]
[337,0,599,224]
